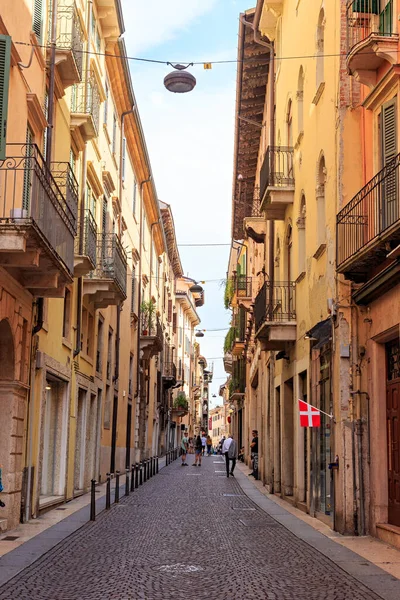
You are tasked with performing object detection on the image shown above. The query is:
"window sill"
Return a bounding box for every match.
[62,337,72,350]
[312,82,325,105]
[103,123,111,145]
[81,352,94,366]
[295,131,304,149]
[295,271,306,284]
[313,244,326,260]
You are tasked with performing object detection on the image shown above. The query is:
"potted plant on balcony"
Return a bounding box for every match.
[140,300,155,335]
[174,392,188,411]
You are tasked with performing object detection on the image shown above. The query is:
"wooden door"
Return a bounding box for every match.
[387,340,400,526]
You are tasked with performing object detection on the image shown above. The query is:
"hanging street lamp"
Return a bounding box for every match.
[164,64,196,94]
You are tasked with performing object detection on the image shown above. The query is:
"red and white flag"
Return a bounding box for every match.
[298,400,320,427]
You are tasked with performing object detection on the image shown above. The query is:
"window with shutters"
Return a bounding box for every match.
[168,299,172,323]
[43,90,49,159]
[112,113,117,154]
[104,81,109,126]
[32,0,43,44]
[22,128,34,211]
[122,138,126,181]
[173,312,177,334]
[380,98,398,228]
[131,268,136,314]
[132,178,137,215]
[0,35,11,161]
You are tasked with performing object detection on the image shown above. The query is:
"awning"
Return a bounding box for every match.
[306,318,332,349]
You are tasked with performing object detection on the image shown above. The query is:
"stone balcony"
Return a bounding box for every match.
[0,144,77,296]
[260,146,295,220]
[254,281,297,350]
[346,0,398,87]
[83,233,127,308]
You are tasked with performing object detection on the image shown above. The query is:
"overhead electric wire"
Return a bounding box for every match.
[13,39,378,66]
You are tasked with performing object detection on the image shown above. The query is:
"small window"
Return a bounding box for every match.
[62,288,71,339]
[122,137,126,181]
[112,113,117,154]
[132,178,137,215]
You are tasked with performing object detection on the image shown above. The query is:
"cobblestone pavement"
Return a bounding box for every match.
[0,458,387,600]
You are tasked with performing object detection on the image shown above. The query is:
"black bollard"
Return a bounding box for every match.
[90,479,96,521]
[167,450,170,466]
[131,464,135,492]
[125,468,130,496]
[106,474,111,509]
[143,460,147,483]
[150,457,153,478]
[156,456,159,473]
[115,471,120,503]
[139,462,143,485]
[135,463,139,488]
[152,457,155,476]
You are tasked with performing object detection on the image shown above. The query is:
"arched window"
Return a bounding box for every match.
[297,67,304,136]
[316,9,325,89]
[286,224,293,283]
[316,154,326,250]
[286,99,293,147]
[297,194,306,276]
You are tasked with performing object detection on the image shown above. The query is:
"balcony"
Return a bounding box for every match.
[83,233,127,308]
[223,351,233,374]
[230,358,246,400]
[140,315,163,360]
[232,308,246,356]
[70,71,101,144]
[234,275,252,308]
[337,152,400,283]
[48,0,84,93]
[74,210,97,276]
[163,361,177,390]
[0,144,77,295]
[254,281,296,350]
[260,147,295,219]
[346,0,398,87]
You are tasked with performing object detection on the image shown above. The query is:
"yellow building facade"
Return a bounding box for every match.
[226,0,363,535]
[0,0,203,532]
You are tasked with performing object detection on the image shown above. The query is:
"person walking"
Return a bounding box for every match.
[249,430,258,478]
[181,432,189,466]
[206,435,212,456]
[201,432,207,456]
[222,434,238,477]
[193,435,203,466]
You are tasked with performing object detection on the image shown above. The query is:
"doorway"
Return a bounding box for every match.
[386,339,400,526]
[110,394,118,473]
[126,402,132,468]
[74,388,87,492]
[41,377,67,501]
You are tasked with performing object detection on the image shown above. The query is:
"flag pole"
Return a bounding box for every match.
[301,400,334,422]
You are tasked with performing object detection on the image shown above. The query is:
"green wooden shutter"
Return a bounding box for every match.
[352,0,378,14]
[381,99,397,228]
[0,35,11,161]
[32,0,43,43]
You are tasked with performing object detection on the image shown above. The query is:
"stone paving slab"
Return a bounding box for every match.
[0,456,398,599]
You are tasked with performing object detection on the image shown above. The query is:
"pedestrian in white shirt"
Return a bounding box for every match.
[222,435,238,478]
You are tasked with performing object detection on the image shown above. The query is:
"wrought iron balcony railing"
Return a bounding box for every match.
[260,146,294,200]
[49,0,84,80]
[51,162,78,224]
[71,70,101,135]
[75,209,97,267]
[90,233,127,296]
[337,152,400,272]
[346,0,395,52]
[230,358,246,395]
[163,361,177,380]
[254,281,296,332]
[140,313,163,339]
[236,275,252,298]
[0,143,77,275]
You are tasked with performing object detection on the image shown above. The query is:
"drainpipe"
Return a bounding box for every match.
[45,0,58,167]
[74,1,93,358]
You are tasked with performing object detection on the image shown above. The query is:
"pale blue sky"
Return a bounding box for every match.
[121,0,248,405]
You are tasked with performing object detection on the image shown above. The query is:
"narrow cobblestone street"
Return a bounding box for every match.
[0,457,396,600]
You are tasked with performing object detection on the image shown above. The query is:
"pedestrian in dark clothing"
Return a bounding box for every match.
[222,435,238,477]
[193,435,203,466]
[249,430,259,479]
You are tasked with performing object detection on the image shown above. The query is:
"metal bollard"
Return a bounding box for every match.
[156,456,159,473]
[167,450,170,465]
[131,464,135,492]
[152,457,155,476]
[139,463,143,485]
[135,463,139,488]
[125,468,130,496]
[142,460,146,483]
[115,471,120,503]
[106,474,111,509]
[90,479,96,521]
[150,457,153,478]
